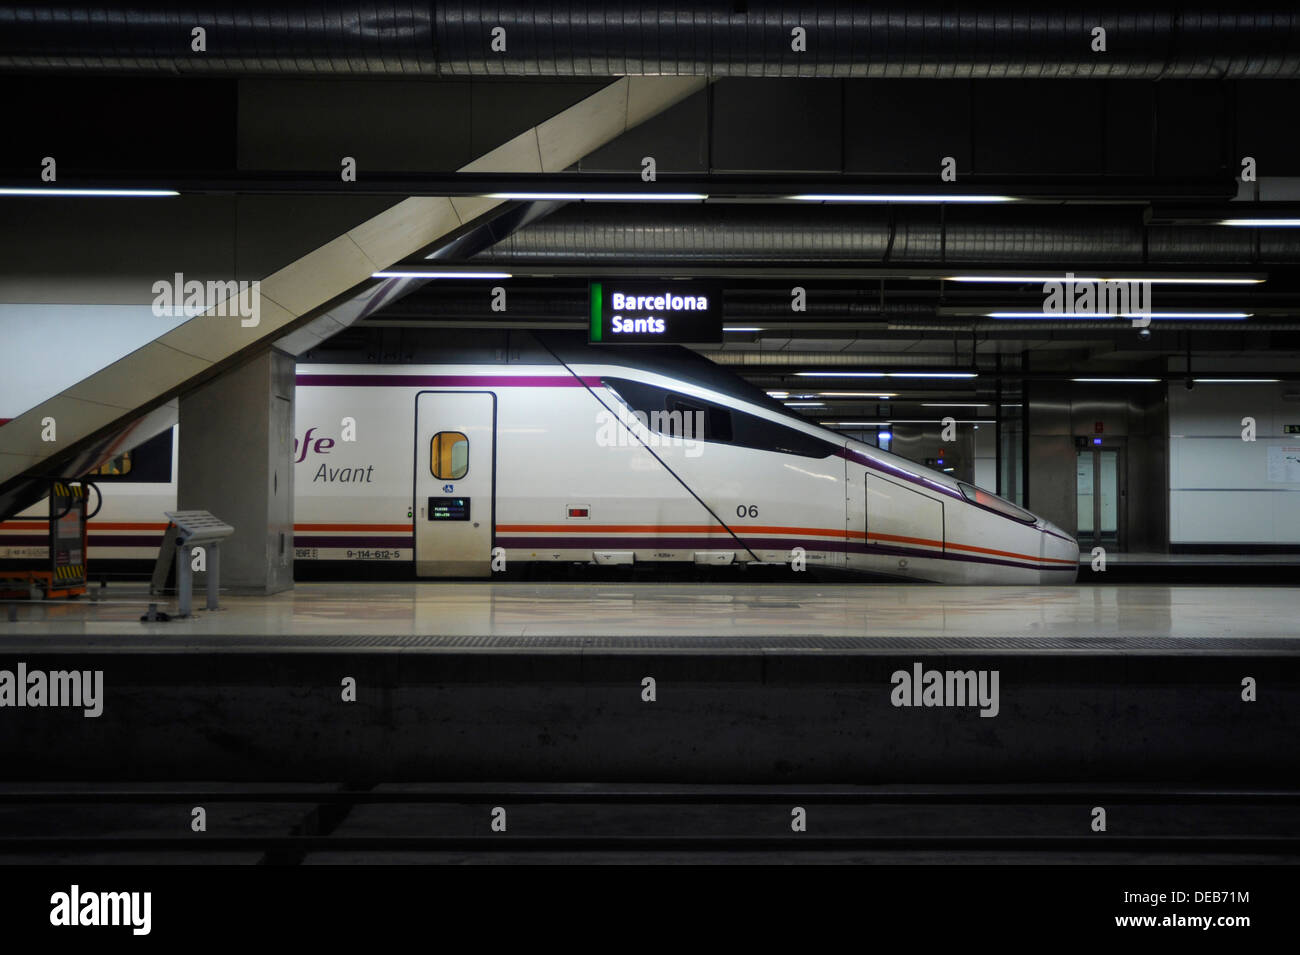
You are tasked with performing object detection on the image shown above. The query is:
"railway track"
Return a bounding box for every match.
[1,785,1297,863]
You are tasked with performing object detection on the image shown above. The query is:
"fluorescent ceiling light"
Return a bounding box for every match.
[1192,378,1281,383]
[723,326,763,332]
[1072,378,1162,383]
[922,403,990,408]
[987,312,1116,319]
[821,419,989,426]
[1135,312,1251,319]
[0,187,179,197]
[372,271,512,279]
[816,391,897,398]
[796,372,884,378]
[790,194,1016,203]
[488,192,707,201]
[887,372,979,379]
[1219,218,1300,227]
[948,275,1263,285]
[784,401,826,407]
[986,311,1250,319]
[766,391,790,398]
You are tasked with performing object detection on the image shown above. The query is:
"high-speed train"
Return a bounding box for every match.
[0,337,1078,583]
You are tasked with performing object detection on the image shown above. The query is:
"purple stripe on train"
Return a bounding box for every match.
[296,374,602,388]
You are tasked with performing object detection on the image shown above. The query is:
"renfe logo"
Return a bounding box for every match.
[294,426,376,484]
[293,427,335,463]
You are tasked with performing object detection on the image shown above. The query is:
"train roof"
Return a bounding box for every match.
[536,332,799,420]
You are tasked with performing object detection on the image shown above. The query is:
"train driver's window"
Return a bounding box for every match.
[431,431,469,480]
[667,395,733,442]
[958,482,1037,524]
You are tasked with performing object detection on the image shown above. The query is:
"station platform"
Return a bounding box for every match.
[3,579,1298,641]
[3,580,1298,861]
[1076,551,1300,584]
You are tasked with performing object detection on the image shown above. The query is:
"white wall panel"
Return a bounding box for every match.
[1169,383,1300,543]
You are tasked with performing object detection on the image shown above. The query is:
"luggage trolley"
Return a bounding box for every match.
[0,480,100,599]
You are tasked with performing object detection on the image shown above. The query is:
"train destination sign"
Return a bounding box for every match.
[589,280,722,344]
[428,496,471,521]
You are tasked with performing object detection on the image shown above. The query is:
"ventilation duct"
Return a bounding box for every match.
[471,204,1300,268]
[3,4,1300,77]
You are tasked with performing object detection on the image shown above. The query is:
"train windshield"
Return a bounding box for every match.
[957,483,1037,524]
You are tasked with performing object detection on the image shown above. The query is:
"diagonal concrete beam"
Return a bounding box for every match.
[0,76,707,489]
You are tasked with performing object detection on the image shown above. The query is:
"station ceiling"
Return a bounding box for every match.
[4,6,1300,428]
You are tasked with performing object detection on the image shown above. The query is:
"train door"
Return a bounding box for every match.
[1075,443,1124,551]
[414,391,496,577]
[865,472,945,558]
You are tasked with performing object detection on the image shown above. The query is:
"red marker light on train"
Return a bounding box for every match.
[568,507,589,518]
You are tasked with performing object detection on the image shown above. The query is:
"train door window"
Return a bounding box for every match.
[430,431,469,480]
[90,451,132,476]
[84,429,175,483]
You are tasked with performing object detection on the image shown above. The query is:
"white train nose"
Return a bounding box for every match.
[1039,519,1080,578]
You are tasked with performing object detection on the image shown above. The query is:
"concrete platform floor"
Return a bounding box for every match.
[1,581,1297,642]
[1091,552,1300,565]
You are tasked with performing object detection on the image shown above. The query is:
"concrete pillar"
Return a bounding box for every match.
[178,348,294,594]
